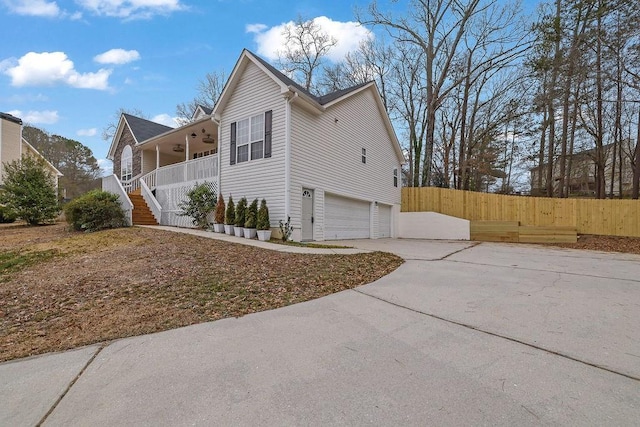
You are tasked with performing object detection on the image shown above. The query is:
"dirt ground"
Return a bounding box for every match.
[544,234,640,255]
[0,223,403,362]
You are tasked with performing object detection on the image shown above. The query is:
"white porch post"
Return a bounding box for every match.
[155,145,159,169]
[184,134,189,182]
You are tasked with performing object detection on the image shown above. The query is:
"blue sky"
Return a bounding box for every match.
[0,0,540,174]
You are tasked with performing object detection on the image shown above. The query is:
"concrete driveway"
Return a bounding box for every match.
[2,239,639,425]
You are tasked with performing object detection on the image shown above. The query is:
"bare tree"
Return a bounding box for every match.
[101,107,147,141]
[175,69,226,125]
[277,15,337,94]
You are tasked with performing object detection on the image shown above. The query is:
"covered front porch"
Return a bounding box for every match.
[113,116,220,227]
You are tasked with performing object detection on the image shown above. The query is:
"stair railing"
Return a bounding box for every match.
[140,179,162,224]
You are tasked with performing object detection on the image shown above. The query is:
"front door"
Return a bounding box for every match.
[301,188,314,241]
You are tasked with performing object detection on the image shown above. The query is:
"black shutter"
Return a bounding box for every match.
[230,122,236,165]
[264,110,272,158]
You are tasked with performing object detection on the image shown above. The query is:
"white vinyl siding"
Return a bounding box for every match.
[378,204,392,238]
[289,87,401,238]
[219,61,286,228]
[324,194,370,240]
[0,118,22,186]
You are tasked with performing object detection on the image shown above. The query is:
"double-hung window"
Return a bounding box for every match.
[230,110,272,165]
[237,113,264,163]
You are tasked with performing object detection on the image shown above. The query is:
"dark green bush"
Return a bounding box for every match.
[64,190,128,232]
[257,199,270,230]
[244,198,258,228]
[179,183,217,229]
[225,195,235,225]
[235,197,247,227]
[0,205,17,223]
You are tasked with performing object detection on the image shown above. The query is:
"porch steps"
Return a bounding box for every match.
[129,191,159,226]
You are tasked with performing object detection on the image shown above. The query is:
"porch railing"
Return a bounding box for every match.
[140,178,162,224]
[140,155,218,191]
[102,174,133,226]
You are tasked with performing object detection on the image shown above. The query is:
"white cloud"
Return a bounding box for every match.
[7,109,59,124]
[2,52,111,90]
[247,16,373,63]
[75,0,186,19]
[77,128,97,137]
[94,49,140,65]
[151,113,178,128]
[2,0,60,17]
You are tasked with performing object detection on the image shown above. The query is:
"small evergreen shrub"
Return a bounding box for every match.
[225,195,235,225]
[257,199,270,230]
[214,193,225,224]
[0,205,17,223]
[235,197,247,227]
[179,183,217,229]
[245,198,258,228]
[64,190,127,232]
[279,216,293,241]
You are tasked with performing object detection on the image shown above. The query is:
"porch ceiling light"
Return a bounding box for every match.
[173,144,185,152]
[202,134,215,144]
[190,132,197,139]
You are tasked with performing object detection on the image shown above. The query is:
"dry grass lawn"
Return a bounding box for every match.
[0,223,403,362]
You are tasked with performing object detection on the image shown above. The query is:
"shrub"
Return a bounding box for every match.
[279,216,293,241]
[1,155,59,225]
[257,199,270,230]
[179,183,217,229]
[0,205,17,223]
[245,198,258,228]
[225,195,235,225]
[214,193,225,224]
[64,190,127,232]
[235,197,247,227]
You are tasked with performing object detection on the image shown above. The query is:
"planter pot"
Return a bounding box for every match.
[257,230,272,241]
[244,228,257,239]
[214,223,224,233]
[234,226,244,237]
[224,224,234,235]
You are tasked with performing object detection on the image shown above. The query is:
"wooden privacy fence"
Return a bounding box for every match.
[402,187,640,237]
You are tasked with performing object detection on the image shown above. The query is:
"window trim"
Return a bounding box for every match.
[393,168,398,187]
[236,113,264,163]
[121,145,132,182]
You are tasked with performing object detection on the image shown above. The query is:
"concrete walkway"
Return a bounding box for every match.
[2,232,639,425]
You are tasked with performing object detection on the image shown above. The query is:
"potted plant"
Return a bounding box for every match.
[224,195,235,235]
[214,193,225,233]
[243,198,258,239]
[256,199,271,241]
[234,197,247,237]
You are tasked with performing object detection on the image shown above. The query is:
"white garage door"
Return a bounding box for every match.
[378,204,391,238]
[325,194,370,240]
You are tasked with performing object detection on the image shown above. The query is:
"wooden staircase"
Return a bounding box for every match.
[128,189,159,226]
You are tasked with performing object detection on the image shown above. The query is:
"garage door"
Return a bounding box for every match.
[378,204,391,238]
[325,194,370,240]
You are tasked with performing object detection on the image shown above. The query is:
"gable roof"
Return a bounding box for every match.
[107,114,174,160]
[22,138,63,177]
[213,49,405,164]
[123,113,173,143]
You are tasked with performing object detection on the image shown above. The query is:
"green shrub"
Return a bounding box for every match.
[64,190,127,232]
[0,205,17,223]
[235,197,247,227]
[225,195,235,225]
[257,199,270,230]
[214,193,225,224]
[179,183,217,229]
[1,155,59,225]
[245,198,258,228]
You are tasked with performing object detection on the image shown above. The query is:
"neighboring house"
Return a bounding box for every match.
[0,112,62,189]
[105,49,404,241]
[530,143,634,197]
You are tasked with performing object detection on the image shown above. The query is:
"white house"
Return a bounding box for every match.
[104,49,404,241]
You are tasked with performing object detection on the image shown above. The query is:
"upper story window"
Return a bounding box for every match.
[230,110,272,165]
[121,145,132,182]
[393,168,398,187]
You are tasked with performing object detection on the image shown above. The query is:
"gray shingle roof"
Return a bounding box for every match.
[123,113,173,143]
[198,105,213,115]
[247,50,372,106]
[0,112,23,125]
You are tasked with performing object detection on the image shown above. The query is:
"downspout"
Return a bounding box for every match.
[212,115,221,195]
[184,134,189,182]
[283,90,296,221]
